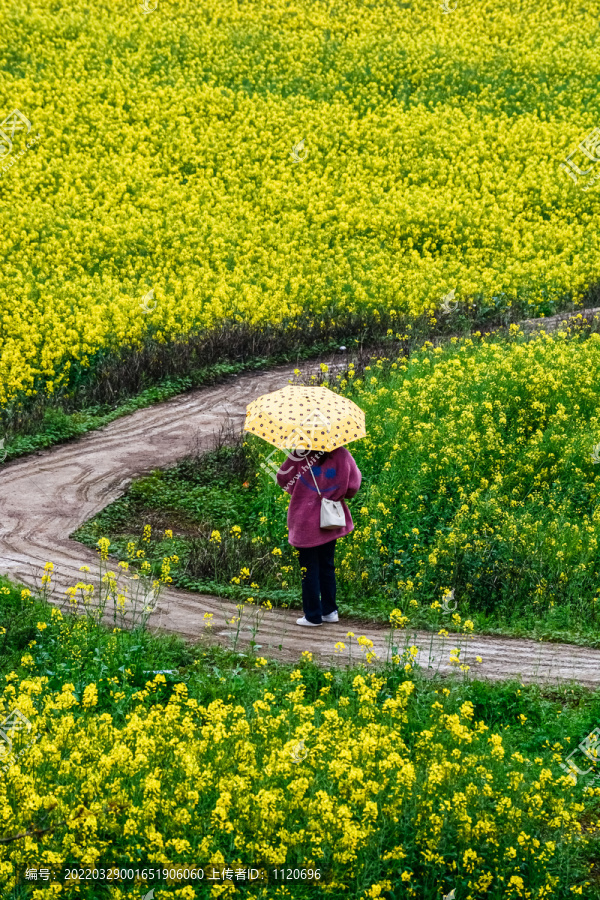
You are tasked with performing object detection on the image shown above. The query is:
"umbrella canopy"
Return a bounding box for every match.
[244,384,366,454]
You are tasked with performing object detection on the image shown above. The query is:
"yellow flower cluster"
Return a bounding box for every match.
[335,327,600,613]
[0,0,598,409]
[0,669,590,896]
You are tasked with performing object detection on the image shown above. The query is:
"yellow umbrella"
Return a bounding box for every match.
[244,384,366,455]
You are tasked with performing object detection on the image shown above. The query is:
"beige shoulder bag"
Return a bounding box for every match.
[309,462,346,530]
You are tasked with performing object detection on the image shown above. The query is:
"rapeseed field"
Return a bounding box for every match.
[3,0,600,896]
[1,0,599,410]
[1,579,599,898]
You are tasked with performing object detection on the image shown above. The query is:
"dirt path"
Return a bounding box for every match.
[2,311,600,687]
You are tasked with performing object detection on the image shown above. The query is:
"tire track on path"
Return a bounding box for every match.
[2,314,600,687]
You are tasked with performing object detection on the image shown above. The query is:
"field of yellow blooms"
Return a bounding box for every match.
[1,590,599,899]
[1,0,599,411]
[326,324,600,623]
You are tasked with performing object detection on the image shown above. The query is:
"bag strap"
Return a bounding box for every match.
[308,460,322,497]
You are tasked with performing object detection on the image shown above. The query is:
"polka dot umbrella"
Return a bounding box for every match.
[244,384,366,455]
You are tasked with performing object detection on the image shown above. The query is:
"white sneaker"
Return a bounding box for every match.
[322,611,339,623]
[296,616,322,627]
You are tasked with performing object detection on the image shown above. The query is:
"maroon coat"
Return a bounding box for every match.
[276,447,362,548]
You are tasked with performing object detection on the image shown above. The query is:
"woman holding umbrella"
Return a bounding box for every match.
[245,384,364,627]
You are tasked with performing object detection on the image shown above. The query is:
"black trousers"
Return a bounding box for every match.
[297,539,337,624]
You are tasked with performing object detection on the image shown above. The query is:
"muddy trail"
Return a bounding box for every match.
[2,309,600,687]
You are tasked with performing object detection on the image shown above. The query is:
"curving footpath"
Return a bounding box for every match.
[2,312,600,687]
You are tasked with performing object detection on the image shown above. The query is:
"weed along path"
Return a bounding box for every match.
[3,313,600,687]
